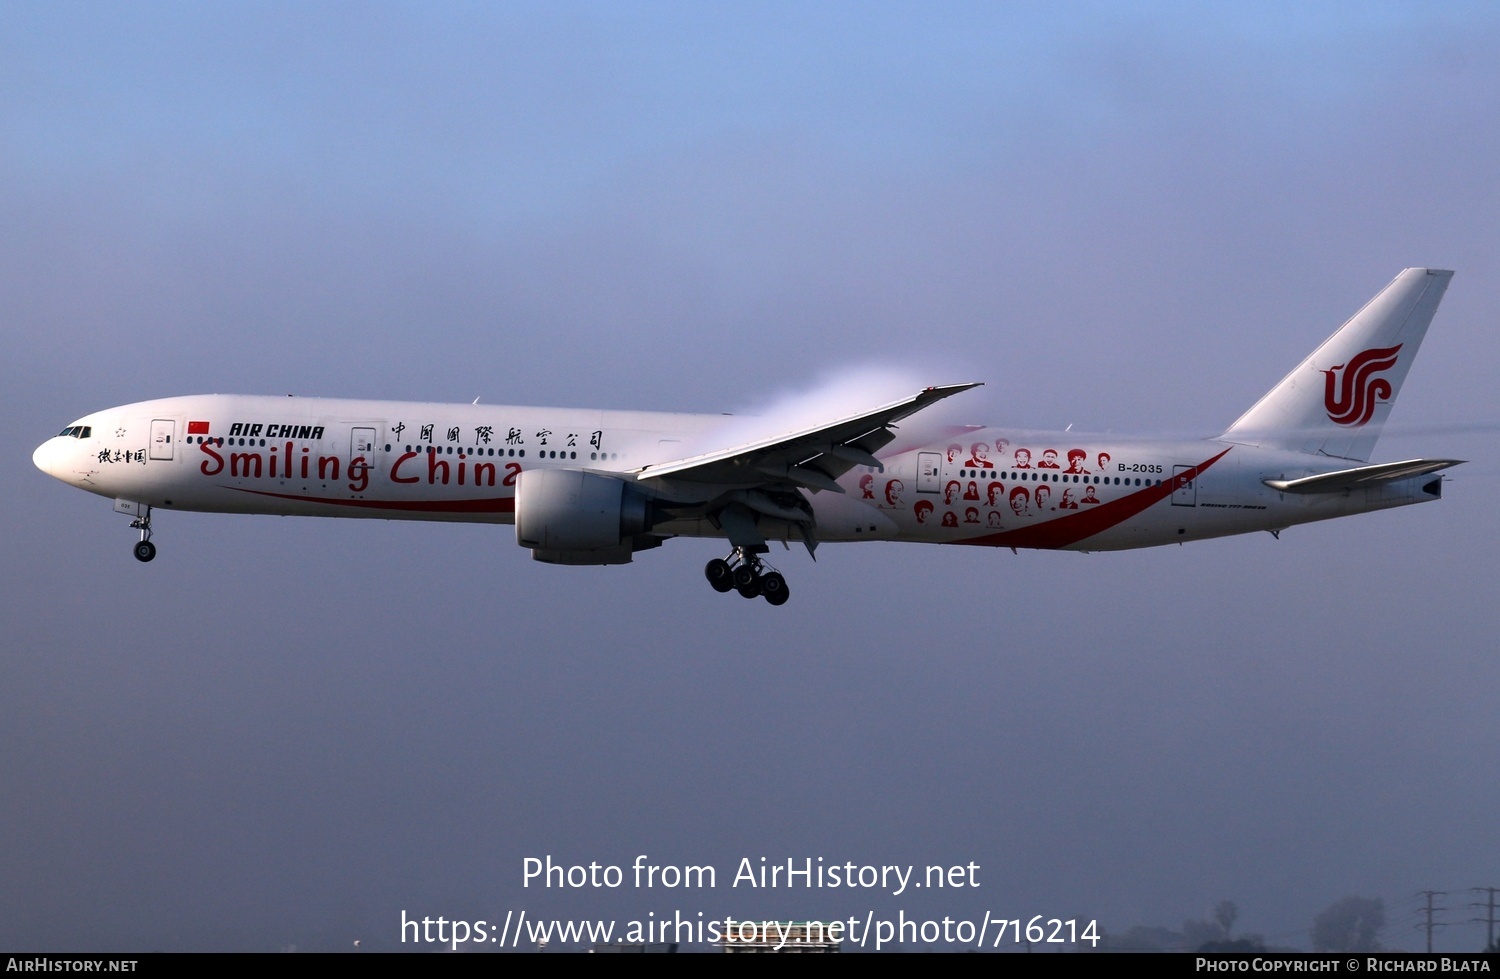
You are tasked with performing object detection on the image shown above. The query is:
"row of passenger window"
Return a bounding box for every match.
[959,467,1161,488]
[181,435,622,463]
[393,446,622,461]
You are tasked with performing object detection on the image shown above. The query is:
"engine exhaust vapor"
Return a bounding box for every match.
[688,365,978,460]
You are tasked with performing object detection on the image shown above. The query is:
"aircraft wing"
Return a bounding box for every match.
[635,383,982,492]
[1262,458,1463,494]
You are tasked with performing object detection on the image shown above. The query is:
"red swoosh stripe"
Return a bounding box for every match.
[954,447,1232,549]
[229,487,515,514]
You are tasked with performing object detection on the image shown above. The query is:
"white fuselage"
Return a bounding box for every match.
[33,393,1443,554]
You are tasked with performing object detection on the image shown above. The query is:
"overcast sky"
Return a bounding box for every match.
[5,2,1499,952]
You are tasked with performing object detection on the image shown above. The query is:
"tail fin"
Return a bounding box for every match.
[1220,268,1452,462]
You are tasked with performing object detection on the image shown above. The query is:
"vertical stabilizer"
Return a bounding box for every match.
[1220,268,1452,462]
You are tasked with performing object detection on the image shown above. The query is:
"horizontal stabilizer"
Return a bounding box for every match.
[1262,458,1463,494]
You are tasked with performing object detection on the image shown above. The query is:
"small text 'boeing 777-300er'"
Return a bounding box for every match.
[35,269,1462,607]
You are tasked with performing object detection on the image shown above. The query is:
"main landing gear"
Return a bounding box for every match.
[704,548,789,606]
[130,507,156,563]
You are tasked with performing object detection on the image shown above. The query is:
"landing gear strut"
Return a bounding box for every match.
[704,548,788,606]
[130,507,156,563]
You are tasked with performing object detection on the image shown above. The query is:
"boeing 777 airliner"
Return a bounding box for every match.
[34,268,1462,606]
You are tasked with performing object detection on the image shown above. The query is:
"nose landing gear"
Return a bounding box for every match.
[703,548,789,606]
[130,507,156,562]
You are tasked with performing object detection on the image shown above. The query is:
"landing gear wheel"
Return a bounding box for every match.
[735,568,762,598]
[759,571,789,606]
[128,505,155,564]
[704,558,734,593]
[710,545,790,606]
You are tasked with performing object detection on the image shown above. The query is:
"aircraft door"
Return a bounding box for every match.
[1171,464,1197,507]
[917,452,941,493]
[149,419,175,461]
[350,427,377,480]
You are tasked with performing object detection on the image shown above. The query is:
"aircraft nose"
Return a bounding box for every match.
[33,438,67,480]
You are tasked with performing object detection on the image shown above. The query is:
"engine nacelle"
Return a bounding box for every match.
[514,468,651,564]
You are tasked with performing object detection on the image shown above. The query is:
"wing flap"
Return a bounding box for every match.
[757,461,845,493]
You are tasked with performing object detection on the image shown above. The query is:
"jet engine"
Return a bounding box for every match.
[514,468,658,565]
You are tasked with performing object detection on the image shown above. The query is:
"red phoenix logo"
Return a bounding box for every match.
[1323,344,1402,427]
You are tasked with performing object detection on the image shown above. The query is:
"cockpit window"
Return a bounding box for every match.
[57,426,91,438]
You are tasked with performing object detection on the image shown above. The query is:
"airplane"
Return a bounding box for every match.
[33,268,1462,607]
